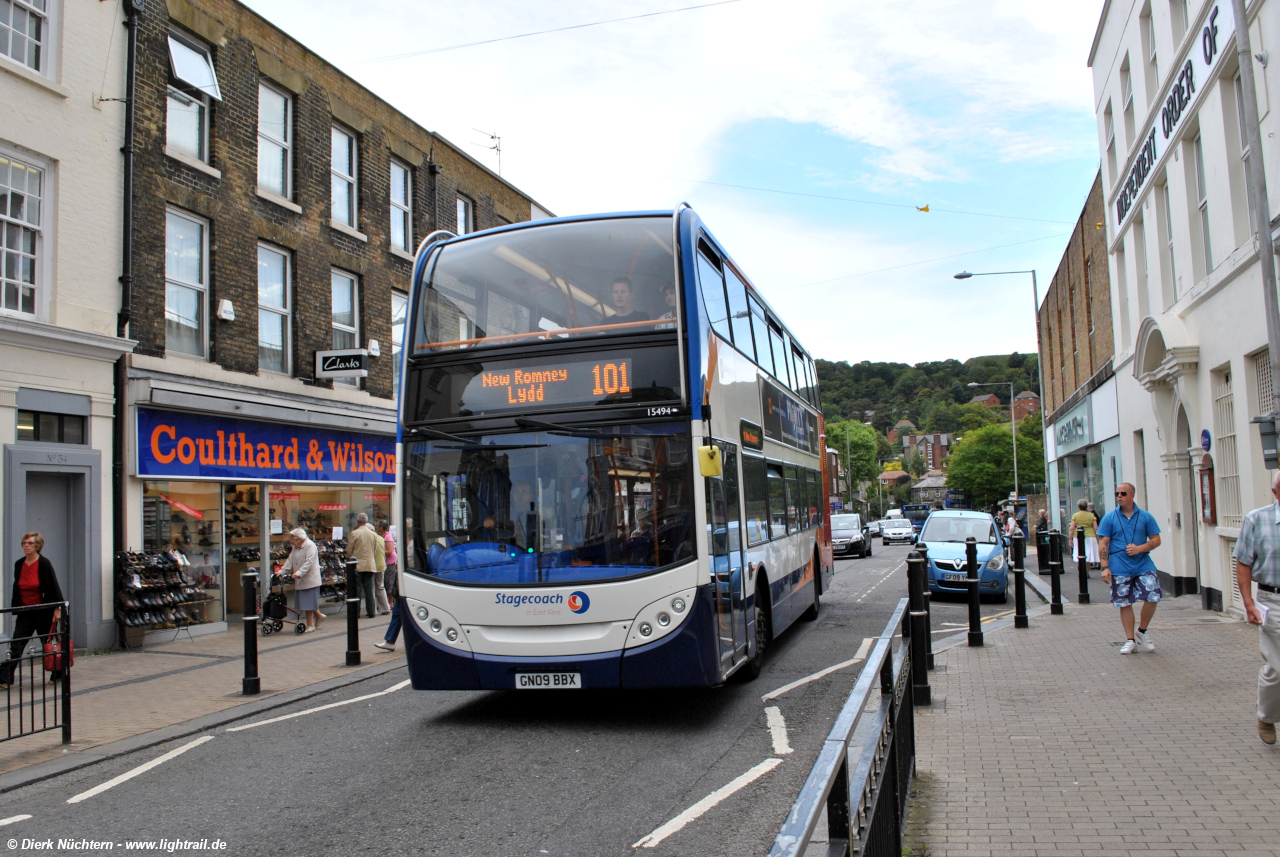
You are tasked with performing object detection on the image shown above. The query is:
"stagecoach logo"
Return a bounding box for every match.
[568,591,590,614]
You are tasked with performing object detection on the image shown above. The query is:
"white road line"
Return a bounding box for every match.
[762,637,873,701]
[632,758,784,848]
[66,737,213,804]
[855,561,905,603]
[0,815,31,826]
[764,706,792,755]
[226,679,411,732]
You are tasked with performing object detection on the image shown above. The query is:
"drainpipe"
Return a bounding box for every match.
[113,0,142,557]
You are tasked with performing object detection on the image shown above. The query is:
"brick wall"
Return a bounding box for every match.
[1038,172,1113,415]
[132,0,538,401]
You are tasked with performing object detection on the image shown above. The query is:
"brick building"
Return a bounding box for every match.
[121,0,548,638]
[900,432,953,470]
[1012,390,1041,420]
[1036,171,1119,537]
[967,393,1000,407]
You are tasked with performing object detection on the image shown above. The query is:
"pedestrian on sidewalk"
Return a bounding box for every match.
[1072,499,1100,567]
[347,513,381,618]
[1097,482,1163,654]
[281,528,323,632]
[369,519,390,616]
[374,524,401,653]
[1232,469,1280,745]
[0,532,64,686]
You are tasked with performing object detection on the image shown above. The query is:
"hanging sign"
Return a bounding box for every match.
[315,349,369,379]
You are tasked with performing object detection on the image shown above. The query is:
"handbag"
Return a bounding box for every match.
[43,619,73,673]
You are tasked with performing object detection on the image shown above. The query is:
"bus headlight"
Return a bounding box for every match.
[416,606,429,621]
[657,612,671,627]
[671,597,686,613]
[639,622,653,637]
[446,628,459,642]
[429,618,442,633]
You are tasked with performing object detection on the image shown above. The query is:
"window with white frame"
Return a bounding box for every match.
[331,270,358,386]
[165,209,207,358]
[1145,11,1158,100]
[331,126,357,227]
[257,244,290,374]
[1193,134,1212,272]
[1121,58,1135,146]
[166,32,221,164]
[0,0,46,72]
[456,196,473,235]
[257,82,291,198]
[391,290,407,393]
[1174,0,1190,39]
[1104,102,1117,184]
[0,152,41,316]
[1212,369,1242,528]
[1234,74,1257,234]
[390,160,412,252]
[1162,181,1178,299]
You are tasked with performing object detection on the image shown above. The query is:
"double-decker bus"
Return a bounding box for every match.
[943,489,973,510]
[900,502,932,533]
[396,208,834,690]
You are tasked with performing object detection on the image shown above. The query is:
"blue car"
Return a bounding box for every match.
[917,510,1008,603]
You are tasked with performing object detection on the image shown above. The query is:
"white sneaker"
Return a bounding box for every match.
[1135,630,1154,652]
[1119,639,1137,654]
[374,640,396,652]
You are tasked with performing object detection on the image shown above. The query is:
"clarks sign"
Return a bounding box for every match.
[1113,3,1235,231]
[315,349,368,379]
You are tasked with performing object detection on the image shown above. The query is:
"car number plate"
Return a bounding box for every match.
[944,573,967,582]
[515,672,581,689]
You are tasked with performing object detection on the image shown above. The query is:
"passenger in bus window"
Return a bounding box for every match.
[610,277,651,323]
[658,284,678,319]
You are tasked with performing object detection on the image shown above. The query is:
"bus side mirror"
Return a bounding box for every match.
[699,445,723,478]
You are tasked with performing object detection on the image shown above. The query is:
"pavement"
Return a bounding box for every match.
[910,574,1280,857]
[0,606,404,785]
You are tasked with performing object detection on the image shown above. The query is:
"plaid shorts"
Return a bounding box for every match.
[1110,571,1162,607]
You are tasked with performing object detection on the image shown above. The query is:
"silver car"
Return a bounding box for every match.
[882,519,915,545]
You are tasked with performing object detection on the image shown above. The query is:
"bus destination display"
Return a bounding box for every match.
[469,358,635,410]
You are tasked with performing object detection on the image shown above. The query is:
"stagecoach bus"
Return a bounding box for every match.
[396,207,834,690]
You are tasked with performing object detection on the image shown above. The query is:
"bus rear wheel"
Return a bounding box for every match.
[741,583,771,681]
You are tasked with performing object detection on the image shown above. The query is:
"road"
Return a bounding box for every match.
[0,546,1016,856]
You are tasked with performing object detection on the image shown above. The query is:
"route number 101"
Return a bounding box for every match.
[591,362,631,395]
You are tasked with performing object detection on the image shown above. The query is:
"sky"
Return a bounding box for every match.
[243,0,1108,366]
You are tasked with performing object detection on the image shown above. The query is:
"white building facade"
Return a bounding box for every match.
[0,0,133,648]
[1091,0,1280,611]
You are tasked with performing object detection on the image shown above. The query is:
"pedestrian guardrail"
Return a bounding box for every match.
[768,597,913,857]
[1,601,71,744]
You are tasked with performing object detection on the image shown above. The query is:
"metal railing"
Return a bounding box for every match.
[769,597,913,857]
[1,601,71,744]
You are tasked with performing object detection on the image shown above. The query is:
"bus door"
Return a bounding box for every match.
[705,441,748,670]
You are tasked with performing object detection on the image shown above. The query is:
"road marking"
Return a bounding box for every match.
[67,737,213,804]
[762,637,873,701]
[226,679,411,732]
[764,706,793,755]
[632,758,784,848]
[0,815,31,826]
[855,562,904,603]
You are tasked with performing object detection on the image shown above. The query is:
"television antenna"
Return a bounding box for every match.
[472,129,501,175]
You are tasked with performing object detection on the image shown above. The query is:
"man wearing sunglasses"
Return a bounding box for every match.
[1233,470,1280,744]
[1097,483,1163,654]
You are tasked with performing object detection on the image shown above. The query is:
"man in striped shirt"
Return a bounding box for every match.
[1233,470,1280,745]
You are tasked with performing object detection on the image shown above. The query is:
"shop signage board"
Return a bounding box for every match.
[137,408,395,484]
[315,348,369,379]
[1111,2,1236,232]
[1054,399,1093,457]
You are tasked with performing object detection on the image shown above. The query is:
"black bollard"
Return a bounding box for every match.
[242,568,260,694]
[917,543,935,670]
[345,558,361,666]
[1011,531,1029,629]
[1076,525,1091,604]
[906,550,931,705]
[965,536,983,647]
[1048,530,1064,615]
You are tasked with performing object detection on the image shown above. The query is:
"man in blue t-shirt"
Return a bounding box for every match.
[1097,482,1163,654]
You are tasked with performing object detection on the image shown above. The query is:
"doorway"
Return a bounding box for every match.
[24,472,86,646]
[705,441,747,672]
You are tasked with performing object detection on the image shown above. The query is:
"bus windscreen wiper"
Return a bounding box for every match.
[515,417,616,438]
[414,426,545,450]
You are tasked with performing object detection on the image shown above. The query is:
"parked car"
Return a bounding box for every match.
[831,513,871,558]
[916,510,1008,602]
[881,519,915,545]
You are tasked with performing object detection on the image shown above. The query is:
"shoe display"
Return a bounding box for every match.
[1119,639,1137,654]
[1135,630,1154,653]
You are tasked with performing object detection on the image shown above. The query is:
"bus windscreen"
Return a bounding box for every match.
[413,216,678,353]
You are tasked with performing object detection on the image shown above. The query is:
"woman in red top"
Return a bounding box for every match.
[1,532,64,686]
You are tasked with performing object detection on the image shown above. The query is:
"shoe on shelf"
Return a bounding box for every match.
[1119,639,1137,655]
[1260,718,1277,745]
[1135,630,1155,653]
[374,640,396,651]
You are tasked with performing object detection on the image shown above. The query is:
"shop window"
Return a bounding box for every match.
[16,409,82,443]
[140,481,225,627]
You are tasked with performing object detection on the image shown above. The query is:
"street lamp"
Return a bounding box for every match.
[954,269,1046,493]
[968,380,1018,503]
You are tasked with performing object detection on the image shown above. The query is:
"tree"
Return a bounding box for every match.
[826,421,879,486]
[1018,408,1043,443]
[903,449,928,477]
[946,423,1045,509]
